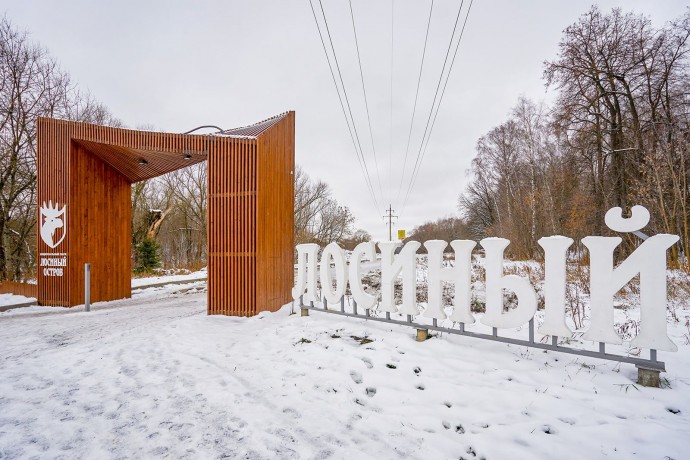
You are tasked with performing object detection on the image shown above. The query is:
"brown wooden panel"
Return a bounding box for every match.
[256,112,295,313]
[207,138,259,316]
[68,142,131,305]
[0,282,38,298]
[37,119,71,306]
[37,112,294,316]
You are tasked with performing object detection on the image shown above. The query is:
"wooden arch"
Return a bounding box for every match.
[36,112,295,316]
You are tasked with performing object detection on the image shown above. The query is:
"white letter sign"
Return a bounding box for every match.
[292,205,679,355]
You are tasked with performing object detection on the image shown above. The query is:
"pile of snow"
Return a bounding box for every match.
[0,286,688,458]
[0,294,35,306]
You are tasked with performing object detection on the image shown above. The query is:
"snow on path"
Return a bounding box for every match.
[0,270,208,308]
[0,291,689,459]
[131,270,207,288]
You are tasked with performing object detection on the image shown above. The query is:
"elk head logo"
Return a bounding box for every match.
[40,201,66,249]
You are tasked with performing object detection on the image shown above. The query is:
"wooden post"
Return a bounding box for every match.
[636,365,661,388]
[416,328,429,342]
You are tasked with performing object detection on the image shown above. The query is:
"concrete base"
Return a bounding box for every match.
[637,366,661,388]
[416,328,429,342]
[300,308,309,317]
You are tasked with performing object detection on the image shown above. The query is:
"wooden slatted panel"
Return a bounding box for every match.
[207,137,259,316]
[37,119,71,306]
[37,118,213,308]
[0,282,38,298]
[256,112,295,312]
[68,142,131,304]
[75,140,207,183]
[37,113,294,316]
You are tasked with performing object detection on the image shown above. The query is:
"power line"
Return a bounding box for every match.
[402,0,474,213]
[402,0,465,210]
[308,0,382,214]
[413,0,474,194]
[317,0,383,213]
[400,0,469,213]
[389,0,394,207]
[395,0,434,208]
[348,0,385,207]
[308,0,375,213]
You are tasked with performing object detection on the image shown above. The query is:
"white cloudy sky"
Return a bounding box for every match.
[5,0,687,241]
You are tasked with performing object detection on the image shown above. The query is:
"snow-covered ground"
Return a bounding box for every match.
[131,268,207,288]
[1,277,689,459]
[0,269,208,308]
[0,294,34,307]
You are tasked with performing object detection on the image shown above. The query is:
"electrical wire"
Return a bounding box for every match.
[389,0,394,208]
[399,0,467,213]
[402,0,474,212]
[317,0,382,213]
[394,0,434,208]
[307,0,474,218]
[349,0,385,207]
[308,0,382,214]
[413,0,474,191]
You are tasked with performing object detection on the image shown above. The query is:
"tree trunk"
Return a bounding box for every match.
[146,207,173,240]
[0,213,7,281]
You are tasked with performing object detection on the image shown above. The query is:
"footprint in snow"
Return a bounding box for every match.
[365,387,376,397]
[350,371,363,384]
[282,407,301,419]
[361,357,373,369]
[541,424,556,434]
[416,384,425,390]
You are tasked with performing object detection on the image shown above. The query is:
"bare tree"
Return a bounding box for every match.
[404,217,470,253]
[0,17,122,281]
[460,6,690,265]
[294,166,355,246]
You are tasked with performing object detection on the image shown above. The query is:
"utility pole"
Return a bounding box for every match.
[383,204,398,241]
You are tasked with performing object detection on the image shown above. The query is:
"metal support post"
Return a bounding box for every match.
[84,263,91,312]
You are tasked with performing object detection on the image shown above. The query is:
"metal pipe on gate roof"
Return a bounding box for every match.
[182,125,224,134]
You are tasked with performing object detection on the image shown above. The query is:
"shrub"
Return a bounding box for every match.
[134,237,161,273]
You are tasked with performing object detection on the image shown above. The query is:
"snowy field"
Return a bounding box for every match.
[0,277,689,459]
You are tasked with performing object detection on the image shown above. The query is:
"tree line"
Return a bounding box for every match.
[0,17,121,282]
[458,6,690,265]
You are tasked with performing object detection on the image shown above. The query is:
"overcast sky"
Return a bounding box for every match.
[4,0,687,241]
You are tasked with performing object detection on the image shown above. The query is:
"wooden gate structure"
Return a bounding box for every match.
[36,112,295,316]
